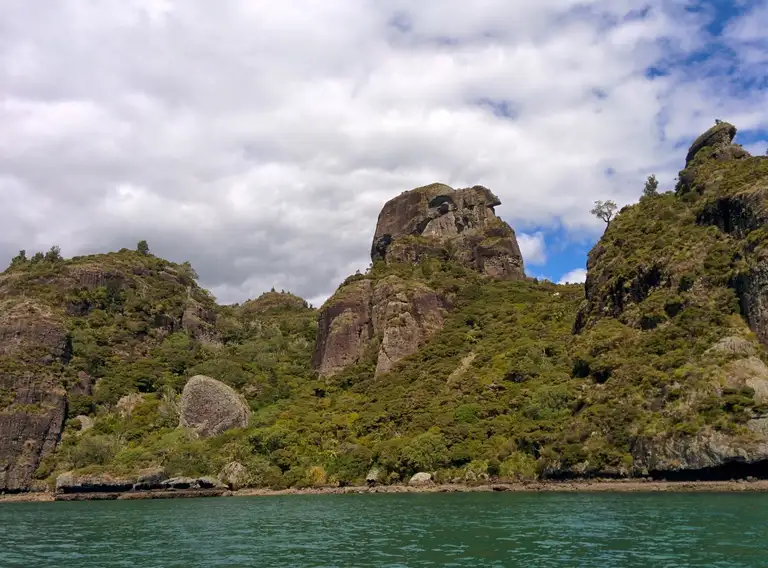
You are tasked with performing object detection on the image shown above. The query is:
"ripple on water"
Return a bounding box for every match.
[1,493,768,567]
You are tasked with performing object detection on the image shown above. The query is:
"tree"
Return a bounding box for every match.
[44,245,62,262]
[642,174,659,198]
[9,250,27,269]
[136,240,150,255]
[179,261,198,283]
[30,252,44,264]
[590,200,618,227]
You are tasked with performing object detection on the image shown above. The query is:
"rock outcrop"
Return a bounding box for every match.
[133,467,167,490]
[408,472,434,486]
[178,375,250,437]
[313,276,449,377]
[56,471,136,494]
[678,121,752,195]
[371,183,525,279]
[0,300,69,492]
[314,183,523,377]
[218,461,248,490]
[55,469,227,494]
[684,121,744,166]
[161,476,226,490]
[180,298,218,341]
[632,428,768,477]
[724,357,768,406]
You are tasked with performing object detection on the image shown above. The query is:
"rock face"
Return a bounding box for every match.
[313,276,449,377]
[724,357,768,406]
[161,476,226,490]
[0,300,69,492]
[133,467,167,491]
[314,182,523,377]
[371,183,525,279]
[56,471,136,494]
[178,375,250,437]
[180,299,218,341]
[735,265,768,349]
[632,428,768,476]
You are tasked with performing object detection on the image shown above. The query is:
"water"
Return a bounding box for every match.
[1,493,767,567]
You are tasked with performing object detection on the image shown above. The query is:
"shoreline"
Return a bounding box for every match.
[4,479,768,503]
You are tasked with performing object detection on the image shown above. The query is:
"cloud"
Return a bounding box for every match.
[558,268,588,285]
[517,232,547,266]
[1,1,766,305]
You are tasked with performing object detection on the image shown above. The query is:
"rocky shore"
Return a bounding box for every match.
[4,478,768,503]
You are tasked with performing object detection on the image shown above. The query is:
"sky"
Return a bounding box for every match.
[1,0,767,307]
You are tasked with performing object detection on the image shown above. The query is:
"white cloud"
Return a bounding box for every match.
[517,232,547,266]
[0,1,766,304]
[558,268,588,285]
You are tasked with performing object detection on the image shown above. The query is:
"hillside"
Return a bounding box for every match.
[2,122,768,494]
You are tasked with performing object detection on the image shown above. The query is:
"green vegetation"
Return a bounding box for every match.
[642,174,659,198]
[5,130,768,490]
[590,200,617,226]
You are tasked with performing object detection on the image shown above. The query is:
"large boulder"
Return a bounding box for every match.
[218,461,249,490]
[408,472,434,486]
[178,375,250,438]
[0,300,70,492]
[371,183,525,280]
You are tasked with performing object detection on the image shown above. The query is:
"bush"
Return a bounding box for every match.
[499,453,539,481]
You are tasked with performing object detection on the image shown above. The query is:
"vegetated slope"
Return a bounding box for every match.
[3,121,768,492]
[0,248,316,491]
[573,121,768,477]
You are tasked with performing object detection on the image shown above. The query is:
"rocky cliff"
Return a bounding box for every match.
[0,250,219,491]
[572,121,768,477]
[314,183,524,377]
[371,183,525,279]
[0,300,69,492]
[312,276,450,377]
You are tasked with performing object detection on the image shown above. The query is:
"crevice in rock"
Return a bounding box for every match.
[428,195,455,209]
[649,459,768,481]
[58,481,136,494]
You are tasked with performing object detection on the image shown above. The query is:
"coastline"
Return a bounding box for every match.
[4,478,768,503]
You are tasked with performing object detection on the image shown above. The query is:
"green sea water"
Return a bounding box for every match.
[1,492,767,567]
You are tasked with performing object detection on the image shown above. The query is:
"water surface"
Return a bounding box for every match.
[1,492,767,567]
